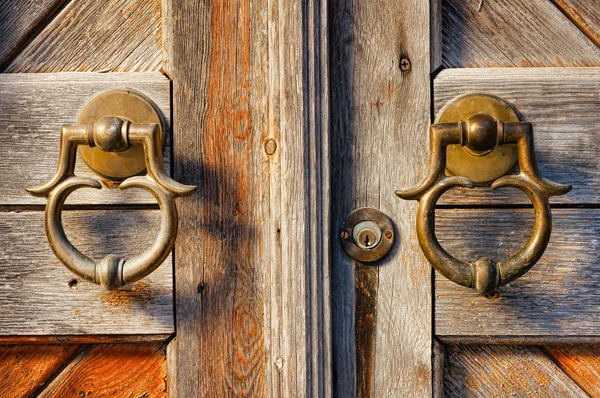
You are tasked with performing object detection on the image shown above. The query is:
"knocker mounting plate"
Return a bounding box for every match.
[78,90,166,181]
[440,93,520,184]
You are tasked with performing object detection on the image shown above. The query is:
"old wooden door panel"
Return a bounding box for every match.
[0,72,169,205]
[4,0,162,73]
[435,209,600,341]
[443,345,587,397]
[544,344,600,396]
[435,68,600,205]
[550,0,600,47]
[442,0,600,68]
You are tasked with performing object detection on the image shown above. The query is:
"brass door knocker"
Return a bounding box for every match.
[396,94,571,294]
[26,90,196,290]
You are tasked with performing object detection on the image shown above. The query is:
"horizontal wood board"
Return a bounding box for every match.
[434,68,600,205]
[435,208,600,340]
[0,211,173,336]
[0,72,170,206]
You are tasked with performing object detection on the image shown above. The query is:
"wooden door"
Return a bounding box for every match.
[329,0,600,397]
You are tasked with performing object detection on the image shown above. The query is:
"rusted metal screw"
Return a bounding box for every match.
[340,231,350,240]
[400,57,411,72]
[264,138,277,155]
[384,230,393,239]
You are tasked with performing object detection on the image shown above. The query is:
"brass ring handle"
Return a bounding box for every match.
[26,115,197,290]
[396,109,571,294]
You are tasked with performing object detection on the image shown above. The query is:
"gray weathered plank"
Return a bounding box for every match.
[435,209,600,341]
[444,345,587,397]
[0,0,67,70]
[434,68,600,205]
[442,0,600,68]
[550,0,600,48]
[5,0,162,73]
[0,72,170,206]
[0,211,173,336]
[167,0,331,396]
[330,0,433,396]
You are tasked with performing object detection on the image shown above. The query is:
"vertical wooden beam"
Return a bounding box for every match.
[330,0,433,396]
[167,0,331,395]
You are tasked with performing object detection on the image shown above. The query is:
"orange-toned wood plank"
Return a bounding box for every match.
[442,0,600,67]
[444,345,587,397]
[0,0,68,69]
[551,0,600,47]
[0,344,80,397]
[544,345,600,397]
[5,0,162,72]
[39,343,167,397]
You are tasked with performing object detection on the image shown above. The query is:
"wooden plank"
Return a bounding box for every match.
[551,0,600,47]
[442,0,600,68]
[0,335,170,344]
[0,72,170,206]
[0,211,173,336]
[167,0,331,395]
[433,339,446,398]
[444,345,587,397]
[5,0,162,73]
[434,68,600,205]
[435,209,600,341]
[544,345,600,397]
[329,0,432,396]
[39,343,167,397]
[0,0,67,70]
[0,344,81,397]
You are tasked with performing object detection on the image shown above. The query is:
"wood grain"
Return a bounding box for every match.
[442,0,600,68]
[167,0,331,395]
[0,0,67,70]
[435,209,600,341]
[544,345,600,396]
[5,0,162,73]
[0,344,80,397]
[329,0,433,395]
[551,0,600,47]
[0,72,170,206]
[38,343,167,397]
[434,68,600,205]
[444,345,587,397]
[0,211,173,336]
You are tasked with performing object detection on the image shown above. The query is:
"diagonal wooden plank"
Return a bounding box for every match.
[442,0,600,67]
[0,344,80,397]
[0,0,69,70]
[5,0,162,73]
[544,345,600,397]
[444,345,588,397]
[551,0,600,47]
[38,343,167,397]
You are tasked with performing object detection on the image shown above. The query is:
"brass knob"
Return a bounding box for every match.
[26,91,196,290]
[396,94,571,295]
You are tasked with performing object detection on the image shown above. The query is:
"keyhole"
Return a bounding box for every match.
[354,223,381,250]
[364,234,370,247]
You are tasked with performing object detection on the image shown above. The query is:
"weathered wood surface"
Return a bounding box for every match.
[551,0,600,47]
[0,211,173,336]
[5,0,162,73]
[435,68,600,205]
[38,343,167,397]
[444,345,587,397]
[0,72,170,206]
[442,0,600,68]
[544,345,600,397]
[0,344,80,397]
[168,0,331,395]
[330,0,433,396]
[0,0,67,70]
[435,209,600,341]
[433,339,445,398]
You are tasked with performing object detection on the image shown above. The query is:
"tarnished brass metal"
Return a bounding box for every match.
[439,94,520,184]
[26,91,196,290]
[78,90,166,181]
[341,208,394,263]
[396,95,571,295]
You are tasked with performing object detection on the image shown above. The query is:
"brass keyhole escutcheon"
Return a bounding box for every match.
[341,208,394,263]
